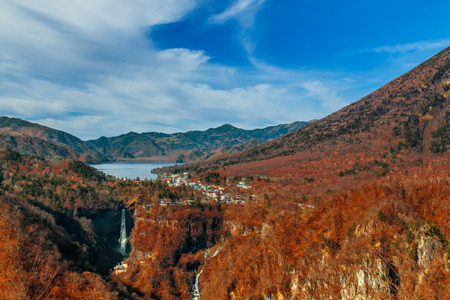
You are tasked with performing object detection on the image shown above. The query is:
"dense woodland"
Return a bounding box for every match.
[1,146,447,299]
[0,148,188,298]
[0,46,449,299]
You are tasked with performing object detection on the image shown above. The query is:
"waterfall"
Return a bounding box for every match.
[192,269,203,300]
[118,209,127,255]
[193,249,209,299]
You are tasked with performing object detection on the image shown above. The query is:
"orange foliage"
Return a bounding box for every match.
[116,204,224,299]
[0,197,119,299]
[196,177,450,299]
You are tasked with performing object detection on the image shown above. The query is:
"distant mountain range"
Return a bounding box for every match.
[0,116,310,163]
[1,46,448,300]
[86,121,310,162]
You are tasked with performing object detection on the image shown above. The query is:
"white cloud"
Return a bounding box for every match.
[365,38,450,54]
[0,0,356,140]
[210,0,265,24]
[210,0,266,55]
[0,65,333,140]
[356,38,450,82]
[0,0,199,79]
[301,81,347,110]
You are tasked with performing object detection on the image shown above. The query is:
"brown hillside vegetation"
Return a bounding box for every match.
[0,148,214,299]
[144,46,450,299]
[161,45,450,178]
[0,148,200,298]
[0,198,118,299]
[0,46,449,299]
[112,169,448,299]
[0,149,123,298]
[197,177,449,299]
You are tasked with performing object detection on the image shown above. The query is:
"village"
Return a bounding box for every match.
[115,172,255,279]
[154,172,253,206]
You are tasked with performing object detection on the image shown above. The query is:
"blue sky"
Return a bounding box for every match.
[0,0,449,139]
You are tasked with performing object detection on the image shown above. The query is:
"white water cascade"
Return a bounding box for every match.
[118,209,127,255]
[192,269,203,300]
[192,249,210,299]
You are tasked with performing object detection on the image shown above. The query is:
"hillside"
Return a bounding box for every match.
[138,45,450,299]
[0,115,310,164]
[1,146,448,299]
[0,148,129,298]
[161,46,450,180]
[0,117,105,163]
[87,121,310,162]
[0,47,449,299]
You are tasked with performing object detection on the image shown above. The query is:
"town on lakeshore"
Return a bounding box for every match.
[150,172,253,207]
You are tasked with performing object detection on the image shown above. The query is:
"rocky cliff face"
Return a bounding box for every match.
[78,209,132,251]
[188,178,449,300]
[74,208,134,274]
[112,204,224,299]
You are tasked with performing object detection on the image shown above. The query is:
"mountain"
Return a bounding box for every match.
[162,46,450,179]
[1,48,449,299]
[87,121,310,162]
[135,46,450,300]
[0,115,310,163]
[0,116,105,162]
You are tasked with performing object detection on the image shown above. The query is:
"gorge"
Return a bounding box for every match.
[0,45,448,299]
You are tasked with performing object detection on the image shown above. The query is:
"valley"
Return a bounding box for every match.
[0,117,310,164]
[0,46,448,299]
[115,45,450,299]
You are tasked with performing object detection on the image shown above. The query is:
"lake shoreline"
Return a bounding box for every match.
[102,158,178,163]
[90,161,179,180]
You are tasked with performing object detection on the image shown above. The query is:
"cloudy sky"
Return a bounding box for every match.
[1,0,449,140]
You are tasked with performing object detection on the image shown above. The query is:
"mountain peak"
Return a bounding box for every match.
[217,124,236,129]
[161,45,450,175]
[87,122,310,162]
[213,124,238,133]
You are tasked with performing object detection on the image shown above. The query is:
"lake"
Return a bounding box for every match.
[90,162,177,180]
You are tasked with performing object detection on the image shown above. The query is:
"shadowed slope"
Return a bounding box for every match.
[0,117,104,162]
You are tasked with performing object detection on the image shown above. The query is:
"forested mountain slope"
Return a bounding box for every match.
[162,46,450,178]
[0,116,104,162]
[145,46,450,299]
[1,46,449,300]
[0,115,307,164]
[87,121,310,162]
